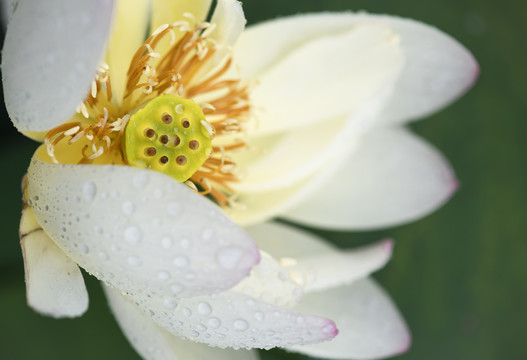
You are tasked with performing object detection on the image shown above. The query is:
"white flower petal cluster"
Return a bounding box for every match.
[4,0,477,359]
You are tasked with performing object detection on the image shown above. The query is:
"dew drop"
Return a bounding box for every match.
[163,298,178,310]
[173,255,189,268]
[161,236,173,249]
[197,324,207,331]
[254,312,264,321]
[183,307,192,317]
[171,283,184,294]
[296,316,305,324]
[133,173,149,188]
[208,317,221,329]
[166,202,182,216]
[216,246,244,269]
[197,302,212,316]
[124,226,142,245]
[80,244,89,254]
[180,238,191,249]
[127,256,143,267]
[201,227,214,241]
[122,201,135,215]
[233,319,249,331]
[82,181,97,202]
[98,251,109,261]
[175,104,185,114]
[157,271,171,281]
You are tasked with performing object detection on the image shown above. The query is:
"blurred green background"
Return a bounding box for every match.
[1,0,525,359]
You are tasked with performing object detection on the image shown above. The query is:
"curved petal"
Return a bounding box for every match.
[2,0,115,132]
[245,222,393,292]
[374,16,479,125]
[230,252,304,308]
[241,22,403,136]
[104,286,260,360]
[26,150,260,299]
[289,279,411,359]
[234,86,392,194]
[237,12,477,127]
[132,288,337,350]
[283,127,458,230]
[209,0,246,47]
[151,0,212,30]
[230,89,391,226]
[20,208,88,318]
[105,0,150,102]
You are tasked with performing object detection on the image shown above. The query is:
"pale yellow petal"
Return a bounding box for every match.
[106,0,150,102]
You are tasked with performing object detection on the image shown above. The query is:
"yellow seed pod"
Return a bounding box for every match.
[123,95,213,181]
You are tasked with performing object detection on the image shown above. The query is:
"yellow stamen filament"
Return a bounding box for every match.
[45,20,250,207]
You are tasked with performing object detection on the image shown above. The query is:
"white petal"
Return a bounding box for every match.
[237,12,477,126]
[230,88,392,226]
[104,285,260,360]
[375,16,479,125]
[242,22,403,136]
[132,288,338,350]
[209,0,246,47]
[20,208,88,318]
[283,127,458,230]
[230,252,304,308]
[289,279,411,359]
[234,87,392,194]
[246,222,393,292]
[26,151,260,299]
[2,0,115,132]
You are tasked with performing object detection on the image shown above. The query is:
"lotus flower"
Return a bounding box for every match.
[4,0,477,359]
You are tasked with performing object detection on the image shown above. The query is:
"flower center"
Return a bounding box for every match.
[123,95,213,182]
[42,19,250,207]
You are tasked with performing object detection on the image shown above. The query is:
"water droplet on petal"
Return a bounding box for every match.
[208,317,221,329]
[166,202,182,216]
[216,246,244,269]
[254,312,264,321]
[197,302,212,316]
[183,307,192,317]
[173,255,189,268]
[233,319,249,331]
[171,283,184,294]
[98,252,109,261]
[133,173,149,188]
[161,236,173,249]
[122,201,135,215]
[157,271,171,281]
[82,181,96,202]
[80,244,89,254]
[201,227,214,241]
[127,256,142,266]
[163,298,178,310]
[180,238,191,249]
[124,226,142,245]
